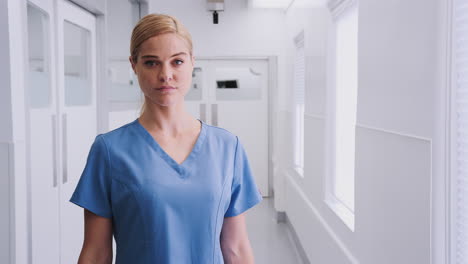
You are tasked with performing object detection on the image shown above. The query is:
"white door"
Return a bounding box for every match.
[57,1,97,263]
[27,0,60,263]
[186,59,269,196]
[27,0,98,262]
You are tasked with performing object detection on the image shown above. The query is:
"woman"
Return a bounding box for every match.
[70,14,262,264]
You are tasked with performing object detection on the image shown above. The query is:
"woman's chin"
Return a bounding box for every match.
[152,97,183,107]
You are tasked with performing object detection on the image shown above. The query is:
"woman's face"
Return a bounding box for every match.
[130,33,194,107]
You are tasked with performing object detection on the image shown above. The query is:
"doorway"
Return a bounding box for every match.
[186,58,270,196]
[26,0,97,262]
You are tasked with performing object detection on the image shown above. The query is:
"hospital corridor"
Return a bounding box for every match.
[0,0,464,263]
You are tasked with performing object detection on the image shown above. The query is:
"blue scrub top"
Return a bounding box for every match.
[69,118,263,264]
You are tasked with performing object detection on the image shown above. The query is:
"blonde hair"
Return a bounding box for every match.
[130,14,193,115]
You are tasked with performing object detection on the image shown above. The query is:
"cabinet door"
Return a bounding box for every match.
[26,1,61,263]
[56,1,98,263]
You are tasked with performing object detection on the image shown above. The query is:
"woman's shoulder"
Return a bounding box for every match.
[96,119,140,145]
[202,122,239,146]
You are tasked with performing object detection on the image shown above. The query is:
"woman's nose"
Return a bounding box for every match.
[159,64,173,82]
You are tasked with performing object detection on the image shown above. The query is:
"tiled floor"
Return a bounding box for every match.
[245,197,305,264]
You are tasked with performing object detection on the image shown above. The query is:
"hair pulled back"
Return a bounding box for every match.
[130,14,193,62]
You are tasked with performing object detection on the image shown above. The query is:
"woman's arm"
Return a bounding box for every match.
[220,213,255,264]
[77,209,113,264]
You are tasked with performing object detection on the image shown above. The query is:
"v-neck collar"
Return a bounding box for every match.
[132,118,207,178]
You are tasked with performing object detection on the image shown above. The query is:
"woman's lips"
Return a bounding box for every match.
[156,86,176,92]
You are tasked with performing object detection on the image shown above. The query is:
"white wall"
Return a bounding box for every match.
[279,0,441,263]
[107,0,138,59]
[357,1,436,139]
[149,0,285,58]
[432,0,450,262]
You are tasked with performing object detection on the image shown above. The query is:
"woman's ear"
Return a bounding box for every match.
[191,55,195,67]
[129,56,137,74]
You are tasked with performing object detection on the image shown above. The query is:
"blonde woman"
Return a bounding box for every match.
[70,14,262,264]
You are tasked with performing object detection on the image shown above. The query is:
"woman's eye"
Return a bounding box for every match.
[174,59,184,65]
[144,61,158,67]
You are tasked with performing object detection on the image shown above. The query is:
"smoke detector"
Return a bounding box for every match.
[207,0,224,24]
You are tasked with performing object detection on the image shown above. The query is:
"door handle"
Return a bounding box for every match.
[200,103,206,123]
[62,113,68,184]
[211,103,218,126]
[52,114,58,188]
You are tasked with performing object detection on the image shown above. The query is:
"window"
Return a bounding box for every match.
[27,4,50,109]
[293,31,305,176]
[325,0,358,230]
[451,0,468,263]
[63,21,92,106]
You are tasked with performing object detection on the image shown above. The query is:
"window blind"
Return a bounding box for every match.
[294,34,305,105]
[293,32,305,172]
[454,0,468,263]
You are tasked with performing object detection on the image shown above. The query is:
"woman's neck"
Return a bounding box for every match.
[138,101,197,137]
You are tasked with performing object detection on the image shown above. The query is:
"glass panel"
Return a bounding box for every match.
[186,67,203,101]
[64,21,91,106]
[215,67,261,101]
[27,4,50,109]
[108,59,142,102]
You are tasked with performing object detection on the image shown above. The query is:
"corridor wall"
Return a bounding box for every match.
[279,0,442,263]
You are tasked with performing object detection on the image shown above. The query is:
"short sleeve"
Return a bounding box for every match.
[224,137,263,217]
[69,134,112,218]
